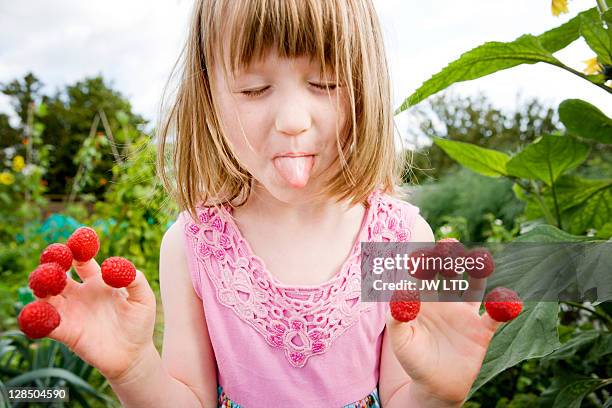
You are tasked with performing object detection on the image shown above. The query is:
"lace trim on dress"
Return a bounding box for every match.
[183,190,414,368]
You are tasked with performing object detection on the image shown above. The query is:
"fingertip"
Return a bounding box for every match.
[481,312,502,333]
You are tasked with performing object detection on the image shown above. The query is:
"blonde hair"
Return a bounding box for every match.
[156,0,409,223]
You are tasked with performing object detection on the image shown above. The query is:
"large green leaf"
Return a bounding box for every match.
[433,138,509,177]
[513,224,589,243]
[576,240,612,302]
[506,135,590,185]
[521,176,612,215]
[558,99,612,144]
[565,185,612,234]
[468,302,560,398]
[537,8,598,52]
[396,35,560,111]
[518,176,612,235]
[552,378,612,408]
[580,14,612,65]
[541,330,600,361]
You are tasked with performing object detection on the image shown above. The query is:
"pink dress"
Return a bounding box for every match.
[180,189,420,407]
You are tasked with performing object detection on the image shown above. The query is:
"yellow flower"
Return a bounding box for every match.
[12,155,25,172]
[552,0,569,16]
[0,172,15,185]
[583,57,602,75]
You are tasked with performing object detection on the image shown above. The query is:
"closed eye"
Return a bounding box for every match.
[241,87,269,97]
[240,83,338,98]
[311,83,338,91]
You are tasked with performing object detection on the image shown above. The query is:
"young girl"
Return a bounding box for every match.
[44,0,502,406]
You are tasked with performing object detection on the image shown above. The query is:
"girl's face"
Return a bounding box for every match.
[211,48,349,204]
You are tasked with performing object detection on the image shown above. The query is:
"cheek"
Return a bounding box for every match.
[216,97,258,152]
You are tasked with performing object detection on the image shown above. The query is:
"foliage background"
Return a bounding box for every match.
[1,0,611,406]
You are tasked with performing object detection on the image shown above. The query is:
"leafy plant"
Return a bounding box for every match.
[0,330,118,407]
[398,1,612,405]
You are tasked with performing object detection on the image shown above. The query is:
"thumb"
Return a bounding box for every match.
[385,310,417,351]
[125,270,155,305]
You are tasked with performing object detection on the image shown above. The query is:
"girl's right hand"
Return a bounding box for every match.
[42,258,157,383]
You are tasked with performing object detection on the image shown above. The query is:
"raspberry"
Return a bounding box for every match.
[484,287,523,322]
[40,243,73,271]
[28,262,67,298]
[390,290,421,322]
[409,248,437,280]
[101,257,136,288]
[67,227,100,262]
[434,238,466,258]
[466,247,495,278]
[18,301,61,339]
[433,238,465,278]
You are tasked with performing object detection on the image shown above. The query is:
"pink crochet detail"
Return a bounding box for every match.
[184,190,415,368]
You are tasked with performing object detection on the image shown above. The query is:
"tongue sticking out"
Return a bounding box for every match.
[273,155,314,188]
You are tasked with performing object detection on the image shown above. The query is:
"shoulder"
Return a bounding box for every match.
[162,214,187,250]
[378,191,434,243]
[160,213,192,268]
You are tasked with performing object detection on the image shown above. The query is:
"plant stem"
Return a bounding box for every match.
[530,180,557,226]
[548,174,563,230]
[563,301,612,330]
[597,0,609,13]
[556,63,612,95]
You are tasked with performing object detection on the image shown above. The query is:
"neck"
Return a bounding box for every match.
[238,182,361,227]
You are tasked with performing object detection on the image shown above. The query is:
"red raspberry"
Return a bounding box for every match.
[390,290,421,322]
[40,243,73,271]
[67,227,100,262]
[101,257,136,288]
[466,247,495,278]
[18,301,61,339]
[409,248,437,280]
[433,238,465,278]
[435,238,466,258]
[484,287,522,322]
[28,262,67,298]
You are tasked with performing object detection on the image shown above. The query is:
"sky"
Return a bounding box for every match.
[1,0,610,147]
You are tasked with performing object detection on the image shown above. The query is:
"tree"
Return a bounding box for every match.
[405,93,560,182]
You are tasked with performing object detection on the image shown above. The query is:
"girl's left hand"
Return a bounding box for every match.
[385,277,501,405]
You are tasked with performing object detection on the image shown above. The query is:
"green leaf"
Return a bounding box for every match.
[579,14,612,65]
[522,176,612,216]
[518,176,612,235]
[576,241,612,302]
[565,184,612,234]
[396,35,560,111]
[513,224,588,243]
[585,331,612,361]
[433,138,509,177]
[596,222,612,238]
[468,302,560,398]
[542,330,600,361]
[558,99,612,144]
[537,8,598,52]
[506,135,590,185]
[553,378,612,408]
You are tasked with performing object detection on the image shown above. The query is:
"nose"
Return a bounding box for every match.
[274,98,312,136]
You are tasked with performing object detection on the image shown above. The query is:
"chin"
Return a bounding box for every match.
[260,181,318,204]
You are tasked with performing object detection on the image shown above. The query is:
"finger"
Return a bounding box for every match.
[44,294,67,313]
[72,258,102,282]
[481,312,502,333]
[438,275,462,302]
[125,270,154,305]
[463,276,487,308]
[61,276,82,298]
